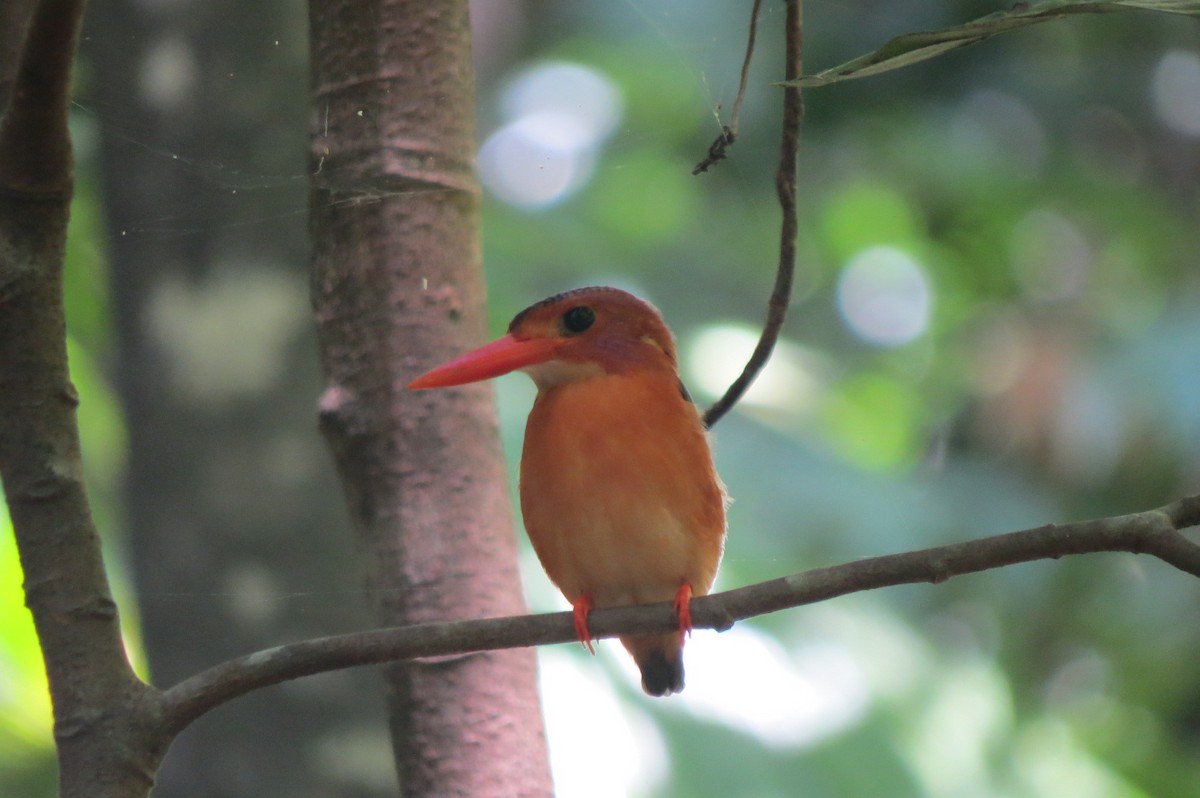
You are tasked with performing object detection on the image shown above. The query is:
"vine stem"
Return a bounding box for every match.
[703,0,802,428]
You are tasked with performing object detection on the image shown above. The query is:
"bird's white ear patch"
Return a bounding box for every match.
[640,334,667,353]
[523,359,606,389]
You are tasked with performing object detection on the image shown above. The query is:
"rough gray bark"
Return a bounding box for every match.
[308,0,554,794]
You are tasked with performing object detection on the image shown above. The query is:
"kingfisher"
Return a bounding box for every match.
[409,286,726,696]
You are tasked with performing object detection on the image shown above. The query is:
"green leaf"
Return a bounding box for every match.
[788,0,1200,88]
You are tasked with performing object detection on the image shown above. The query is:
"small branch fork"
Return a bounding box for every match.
[159,493,1200,733]
[702,0,801,428]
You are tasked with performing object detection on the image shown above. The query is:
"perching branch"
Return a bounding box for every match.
[158,493,1200,733]
[703,0,802,428]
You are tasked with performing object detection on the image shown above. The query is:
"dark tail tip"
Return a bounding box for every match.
[639,650,685,697]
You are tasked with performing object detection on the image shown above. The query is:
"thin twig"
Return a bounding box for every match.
[727,0,762,135]
[703,0,802,428]
[159,492,1200,733]
[692,0,763,174]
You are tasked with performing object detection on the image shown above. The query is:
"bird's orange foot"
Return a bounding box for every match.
[573,594,596,655]
[674,582,694,640]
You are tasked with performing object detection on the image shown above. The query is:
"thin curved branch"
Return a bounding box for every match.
[159,492,1200,735]
[726,0,763,138]
[703,0,802,428]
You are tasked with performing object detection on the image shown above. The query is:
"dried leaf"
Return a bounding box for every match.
[788,0,1200,88]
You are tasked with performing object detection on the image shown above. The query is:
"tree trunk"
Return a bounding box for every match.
[1,2,166,796]
[0,0,36,109]
[81,2,394,795]
[308,1,554,795]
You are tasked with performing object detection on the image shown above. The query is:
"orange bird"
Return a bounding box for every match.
[409,286,726,696]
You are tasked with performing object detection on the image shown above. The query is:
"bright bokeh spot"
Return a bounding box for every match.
[478,118,596,208]
[904,660,1012,797]
[676,627,869,749]
[139,35,198,111]
[685,323,824,417]
[539,647,668,798]
[479,61,622,209]
[813,604,930,703]
[500,62,623,144]
[836,246,932,347]
[1152,50,1200,138]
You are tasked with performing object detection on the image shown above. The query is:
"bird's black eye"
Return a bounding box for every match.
[561,305,595,335]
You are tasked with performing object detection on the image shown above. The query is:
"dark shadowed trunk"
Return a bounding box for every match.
[309,1,554,795]
[81,2,394,795]
[0,0,36,109]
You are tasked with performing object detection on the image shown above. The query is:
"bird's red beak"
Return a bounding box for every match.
[408,334,561,389]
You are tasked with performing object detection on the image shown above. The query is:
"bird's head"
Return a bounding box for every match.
[408,286,678,391]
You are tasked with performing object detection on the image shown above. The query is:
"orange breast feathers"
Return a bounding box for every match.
[520,369,724,617]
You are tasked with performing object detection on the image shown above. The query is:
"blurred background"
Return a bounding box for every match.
[3,1,1200,796]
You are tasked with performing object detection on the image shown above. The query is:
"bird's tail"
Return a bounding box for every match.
[622,633,684,697]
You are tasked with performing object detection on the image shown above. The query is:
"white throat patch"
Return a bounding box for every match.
[522,359,606,390]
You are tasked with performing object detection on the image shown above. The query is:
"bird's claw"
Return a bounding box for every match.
[674,583,694,639]
[573,594,596,655]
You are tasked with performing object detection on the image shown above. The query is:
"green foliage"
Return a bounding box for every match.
[0,511,56,795]
[820,182,925,262]
[818,372,924,470]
